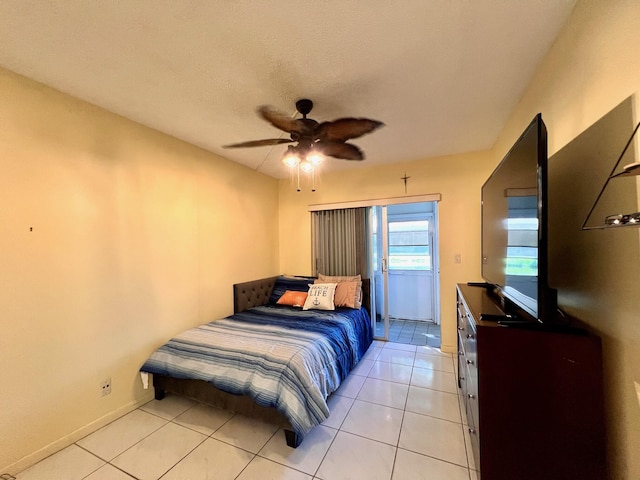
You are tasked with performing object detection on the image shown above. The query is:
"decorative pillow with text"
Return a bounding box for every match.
[303,283,338,311]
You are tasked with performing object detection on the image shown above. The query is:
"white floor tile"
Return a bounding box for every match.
[111,422,207,480]
[84,463,137,480]
[414,352,455,373]
[377,348,416,366]
[392,448,470,480]
[161,437,254,480]
[416,345,452,357]
[350,358,375,376]
[383,342,417,352]
[211,414,279,454]
[399,411,467,467]
[357,377,409,410]
[362,346,383,361]
[316,431,395,480]
[236,456,312,480]
[323,394,355,429]
[341,399,403,445]
[173,402,235,436]
[139,394,196,420]
[17,444,104,480]
[258,425,337,475]
[334,371,366,398]
[405,385,462,423]
[77,409,168,461]
[369,361,413,384]
[410,367,457,394]
[21,332,479,480]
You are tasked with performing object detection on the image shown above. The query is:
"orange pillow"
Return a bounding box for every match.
[276,290,308,308]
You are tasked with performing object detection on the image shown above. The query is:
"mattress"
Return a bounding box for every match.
[140,304,372,437]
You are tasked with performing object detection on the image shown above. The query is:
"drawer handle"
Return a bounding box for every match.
[466,359,474,365]
[468,394,475,399]
[459,351,464,356]
[459,376,465,381]
[466,333,474,339]
[468,427,476,434]
[457,326,464,331]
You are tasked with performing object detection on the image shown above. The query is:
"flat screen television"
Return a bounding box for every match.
[481,114,557,323]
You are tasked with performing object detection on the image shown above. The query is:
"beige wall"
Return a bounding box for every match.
[0,68,279,473]
[481,1,640,478]
[278,149,495,354]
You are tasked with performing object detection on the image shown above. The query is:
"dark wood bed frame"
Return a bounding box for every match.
[153,276,371,448]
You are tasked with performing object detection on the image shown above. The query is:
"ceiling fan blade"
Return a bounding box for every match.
[317,141,365,160]
[316,118,384,141]
[223,138,293,148]
[258,105,309,135]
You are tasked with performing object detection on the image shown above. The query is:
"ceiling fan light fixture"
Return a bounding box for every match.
[300,160,315,174]
[224,98,383,191]
[307,152,324,166]
[282,152,301,168]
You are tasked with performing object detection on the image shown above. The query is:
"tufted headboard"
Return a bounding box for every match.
[233,276,371,315]
[233,276,279,314]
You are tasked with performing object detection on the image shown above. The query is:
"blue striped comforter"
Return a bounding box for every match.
[140,305,373,438]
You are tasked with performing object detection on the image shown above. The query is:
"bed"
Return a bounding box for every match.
[140,275,373,447]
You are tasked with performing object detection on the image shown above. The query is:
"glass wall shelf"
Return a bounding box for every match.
[582,119,640,230]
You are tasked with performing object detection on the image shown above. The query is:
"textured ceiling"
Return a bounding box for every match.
[0,1,576,178]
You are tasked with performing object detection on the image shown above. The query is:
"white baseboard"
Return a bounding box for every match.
[2,395,152,476]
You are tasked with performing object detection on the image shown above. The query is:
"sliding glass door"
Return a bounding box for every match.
[369,202,439,342]
[370,206,389,339]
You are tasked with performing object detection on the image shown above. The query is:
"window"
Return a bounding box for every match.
[388,220,431,270]
[506,197,538,277]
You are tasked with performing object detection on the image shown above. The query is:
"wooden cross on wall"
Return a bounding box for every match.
[401,172,411,194]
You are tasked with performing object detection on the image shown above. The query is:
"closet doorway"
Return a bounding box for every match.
[369,202,440,345]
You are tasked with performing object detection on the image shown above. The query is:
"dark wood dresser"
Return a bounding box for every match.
[456,283,606,480]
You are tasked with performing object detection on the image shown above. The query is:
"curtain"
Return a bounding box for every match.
[311,207,368,277]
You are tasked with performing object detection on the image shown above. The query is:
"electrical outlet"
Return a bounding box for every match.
[455,253,462,264]
[101,378,111,397]
[635,381,640,409]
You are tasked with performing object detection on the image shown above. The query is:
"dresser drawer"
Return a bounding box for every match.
[457,335,467,390]
[465,400,481,473]
[463,324,477,375]
[456,295,467,390]
[465,370,479,432]
[464,355,480,474]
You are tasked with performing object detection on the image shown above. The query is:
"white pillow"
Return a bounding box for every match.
[303,283,337,311]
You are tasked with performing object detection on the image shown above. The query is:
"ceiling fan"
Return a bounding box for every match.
[223,99,384,161]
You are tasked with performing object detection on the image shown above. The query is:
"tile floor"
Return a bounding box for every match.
[375,319,441,347]
[15,341,477,480]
